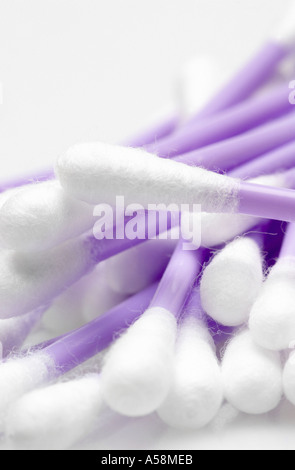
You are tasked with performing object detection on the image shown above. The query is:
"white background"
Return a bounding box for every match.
[0,0,295,450]
[0,0,291,179]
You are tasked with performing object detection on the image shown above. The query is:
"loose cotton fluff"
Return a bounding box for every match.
[157,315,223,429]
[182,173,289,248]
[0,353,54,430]
[222,329,283,414]
[200,237,264,326]
[56,142,240,212]
[5,374,104,450]
[0,180,95,252]
[105,236,177,295]
[249,257,295,351]
[100,307,177,416]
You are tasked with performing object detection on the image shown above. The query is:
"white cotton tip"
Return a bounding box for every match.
[101,307,177,416]
[0,307,45,356]
[222,329,283,414]
[249,257,295,351]
[56,142,239,212]
[0,180,95,252]
[200,237,263,327]
[0,353,54,430]
[105,236,177,295]
[273,1,295,46]
[283,352,295,406]
[157,316,223,429]
[82,265,127,322]
[182,173,288,248]
[0,236,93,319]
[5,374,103,450]
[177,56,230,120]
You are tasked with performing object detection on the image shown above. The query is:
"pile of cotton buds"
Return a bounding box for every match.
[2,3,295,451]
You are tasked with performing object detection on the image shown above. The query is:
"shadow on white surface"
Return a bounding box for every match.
[72,399,295,450]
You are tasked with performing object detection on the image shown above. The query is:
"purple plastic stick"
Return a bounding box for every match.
[0,120,179,192]
[193,42,289,120]
[0,117,178,193]
[230,139,295,179]
[146,85,292,157]
[175,111,295,172]
[238,182,295,223]
[150,244,206,316]
[42,283,158,374]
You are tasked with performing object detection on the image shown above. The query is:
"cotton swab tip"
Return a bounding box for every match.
[100,307,177,416]
[157,316,223,429]
[200,237,263,326]
[222,330,282,414]
[249,257,295,351]
[5,374,103,450]
[56,142,239,212]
